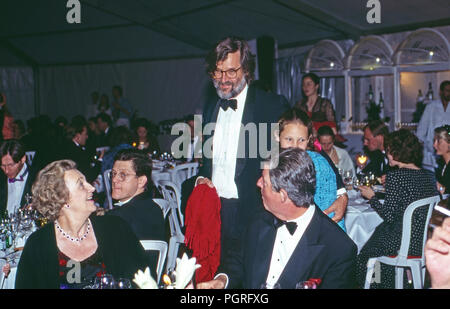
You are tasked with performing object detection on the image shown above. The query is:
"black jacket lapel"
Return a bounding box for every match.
[277,206,325,289]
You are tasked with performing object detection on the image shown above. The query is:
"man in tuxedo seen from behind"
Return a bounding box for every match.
[198,148,357,289]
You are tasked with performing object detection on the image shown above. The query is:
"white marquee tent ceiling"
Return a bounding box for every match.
[0,0,449,66]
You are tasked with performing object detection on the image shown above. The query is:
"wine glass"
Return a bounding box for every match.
[116,278,132,289]
[98,274,115,289]
[295,280,317,289]
[352,176,361,191]
[343,170,353,190]
[260,282,281,289]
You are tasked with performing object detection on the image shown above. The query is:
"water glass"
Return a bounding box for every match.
[260,282,281,289]
[295,280,317,289]
[98,274,115,289]
[116,278,132,289]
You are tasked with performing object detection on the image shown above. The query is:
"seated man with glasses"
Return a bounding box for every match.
[0,139,38,218]
[106,148,165,243]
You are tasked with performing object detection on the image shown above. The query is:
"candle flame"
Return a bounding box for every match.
[357,155,368,165]
[162,274,172,286]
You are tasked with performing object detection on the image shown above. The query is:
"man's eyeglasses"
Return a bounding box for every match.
[211,67,241,79]
[110,170,138,182]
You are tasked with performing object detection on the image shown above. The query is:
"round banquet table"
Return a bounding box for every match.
[345,190,383,253]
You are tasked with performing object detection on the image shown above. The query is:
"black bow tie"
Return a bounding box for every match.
[274,217,298,235]
[218,99,237,111]
[8,167,28,183]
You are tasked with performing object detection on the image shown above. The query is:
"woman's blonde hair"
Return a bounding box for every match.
[32,160,77,222]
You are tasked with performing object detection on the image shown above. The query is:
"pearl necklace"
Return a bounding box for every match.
[55,219,91,243]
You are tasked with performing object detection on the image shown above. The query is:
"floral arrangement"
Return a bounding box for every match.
[133,253,201,289]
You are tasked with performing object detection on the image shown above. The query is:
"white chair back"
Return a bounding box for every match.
[103,169,113,210]
[153,198,170,218]
[156,180,185,272]
[140,240,168,284]
[364,195,441,289]
[157,180,183,227]
[25,151,36,165]
[398,195,441,260]
[168,162,199,188]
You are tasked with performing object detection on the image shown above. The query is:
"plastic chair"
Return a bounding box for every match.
[156,180,185,273]
[157,180,183,227]
[152,198,170,218]
[103,169,113,210]
[140,240,168,284]
[364,195,441,289]
[25,151,35,165]
[168,162,199,188]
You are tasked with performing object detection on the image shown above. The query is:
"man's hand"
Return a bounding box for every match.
[196,275,227,289]
[2,263,10,278]
[323,194,348,223]
[425,217,450,289]
[196,177,215,188]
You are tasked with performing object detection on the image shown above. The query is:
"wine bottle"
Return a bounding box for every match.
[425,82,434,101]
[379,92,384,109]
[368,85,374,103]
[416,89,424,103]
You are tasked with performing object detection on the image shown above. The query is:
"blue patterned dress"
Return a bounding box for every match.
[307,150,345,231]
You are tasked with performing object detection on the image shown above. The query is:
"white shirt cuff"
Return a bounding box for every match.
[214,273,229,289]
[195,176,205,187]
[337,188,347,196]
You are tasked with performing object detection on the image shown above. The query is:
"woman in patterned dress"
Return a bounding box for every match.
[356,129,439,288]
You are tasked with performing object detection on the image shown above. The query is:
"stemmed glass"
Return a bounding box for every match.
[260,282,281,289]
[116,278,132,289]
[295,281,318,289]
[97,274,115,289]
[343,170,353,189]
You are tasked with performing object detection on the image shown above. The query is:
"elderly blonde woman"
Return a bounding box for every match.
[434,125,450,195]
[15,160,151,289]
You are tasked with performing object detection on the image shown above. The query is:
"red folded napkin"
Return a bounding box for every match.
[184,184,221,283]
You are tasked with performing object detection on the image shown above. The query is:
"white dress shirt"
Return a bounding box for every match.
[265,205,316,289]
[212,85,248,199]
[7,163,29,216]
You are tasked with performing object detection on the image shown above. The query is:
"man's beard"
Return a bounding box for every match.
[213,76,247,99]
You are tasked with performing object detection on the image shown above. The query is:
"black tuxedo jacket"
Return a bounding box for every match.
[0,163,38,217]
[198,84,290,233]
[362,150,390,177]
[107,190,166,242]
[221,206,357,289]
[61,140,99,183]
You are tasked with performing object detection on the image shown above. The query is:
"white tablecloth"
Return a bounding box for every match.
[345,191,383,253]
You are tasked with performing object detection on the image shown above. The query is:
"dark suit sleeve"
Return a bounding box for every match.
[216,224,250,289]
[320,242,357,289]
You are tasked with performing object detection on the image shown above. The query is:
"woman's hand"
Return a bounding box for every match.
[437,181,446,195]
[323,194,348,223]
[359,185,375,200]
